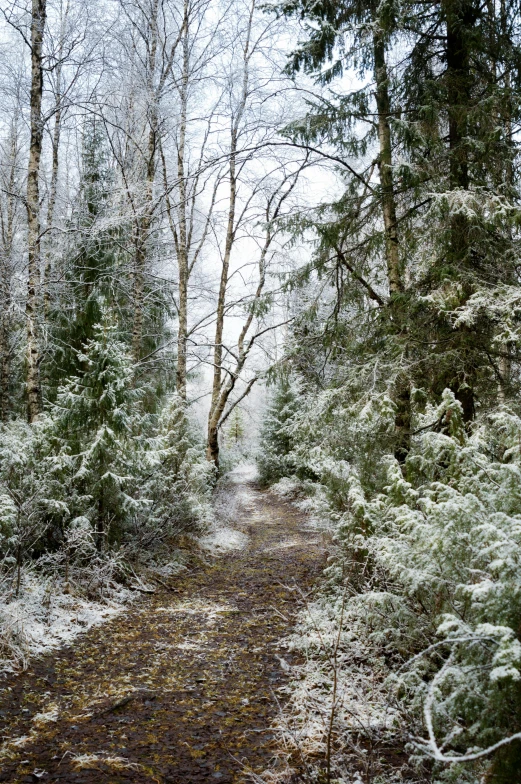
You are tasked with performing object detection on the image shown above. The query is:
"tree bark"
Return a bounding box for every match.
[25,0,47,422]
[497,0,513,403]
[0,129,18,422]
[206,148,237,466]
[206,1,254,467]
[43,34,64,317]
[373,30,402,298]
[132,0,159,366]
[443,0,475,422]
[175,0,190,399]
[43,101,61,316]
[373,29,410,462]
[445,0,471,264]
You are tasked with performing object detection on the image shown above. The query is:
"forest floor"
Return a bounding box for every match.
[0,467,329,783]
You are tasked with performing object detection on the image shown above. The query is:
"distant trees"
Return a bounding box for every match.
[0,0,310,608]
[0,0,306,462]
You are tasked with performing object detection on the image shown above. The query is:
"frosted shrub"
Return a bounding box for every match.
[337,392,521,781]
[257,376,301,485]
[0,318,215,608]
[0,418,70,595]
[142,393,214,542]
[267,387,521,781]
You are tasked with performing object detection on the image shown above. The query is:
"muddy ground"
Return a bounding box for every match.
[0,472,328,783]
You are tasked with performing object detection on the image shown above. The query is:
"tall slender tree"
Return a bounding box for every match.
[25,0,47,422]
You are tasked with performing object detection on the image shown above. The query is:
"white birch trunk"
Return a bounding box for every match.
[25,0,47,422]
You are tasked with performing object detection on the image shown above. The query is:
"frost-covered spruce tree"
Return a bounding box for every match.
[144,394,213,539]
[257,375,301,485]
[49,312,147,551]
[333,392,521,782]
[0,418,69,594]
[44,117,123,393]
[273,0,521,443]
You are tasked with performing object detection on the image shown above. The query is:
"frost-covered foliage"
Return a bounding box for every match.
[0,319,213,668]
[47,318,148,550]
[257,375,304,486]
[273,589,408,784]
[265,387,521,782]
[0,322,212,565]
[142,393,214,541]
[357,395,521,782]
[261,375,397,499]
[256,0,521,779]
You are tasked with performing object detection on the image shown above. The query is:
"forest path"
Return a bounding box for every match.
[0,467,328,783]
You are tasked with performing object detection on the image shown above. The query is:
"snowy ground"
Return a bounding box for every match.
[0,574,130,673]
[0,465,327,783]
[0,463,258,673]
[199,527,248,554]
[199,462,257,555]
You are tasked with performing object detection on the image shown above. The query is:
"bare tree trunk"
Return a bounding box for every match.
[206,1,254,467]
[0,255,12,423]
[205,164,300,470]
[0,129,18,422]
[498,0,512,403]
[206,265,263,468]
[175,0,190,399]
[43,37,64,316]
[206,151,237,466]
[373,30,402,298]
[443,0,475,423]
[25,0,47,422]
[373,29,410,463]
[132,0,159,366]
[0,299,10,422]
[43,101,61,316]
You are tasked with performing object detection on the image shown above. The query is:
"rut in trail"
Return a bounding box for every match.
[0,468,328,783]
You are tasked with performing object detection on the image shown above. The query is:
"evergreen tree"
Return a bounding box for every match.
[43,115,175,409]
[44,117,126,393]
[145,394,213,538]
[49,313,147,550]
[274,0,521,454]
[257,376,301,485]
[264,2,521,779]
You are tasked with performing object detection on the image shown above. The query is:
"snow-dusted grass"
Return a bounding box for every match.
[267,591,405,783]
[200,527,249,553]
[155,598,234,617]
[0,572,130,672]
[68,752,142,772]
[199,462,258,555]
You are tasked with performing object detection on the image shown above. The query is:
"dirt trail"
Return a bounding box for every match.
[0,469,328,783]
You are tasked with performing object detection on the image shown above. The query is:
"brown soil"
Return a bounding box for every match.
[0,476,328,784]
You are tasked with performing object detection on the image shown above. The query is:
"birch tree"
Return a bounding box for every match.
[159,0,221,399]
[25,0,47,422]
[204,0,307,467]
[0,120,24,422]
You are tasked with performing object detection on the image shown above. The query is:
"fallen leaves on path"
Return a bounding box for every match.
[0,480,328,783]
